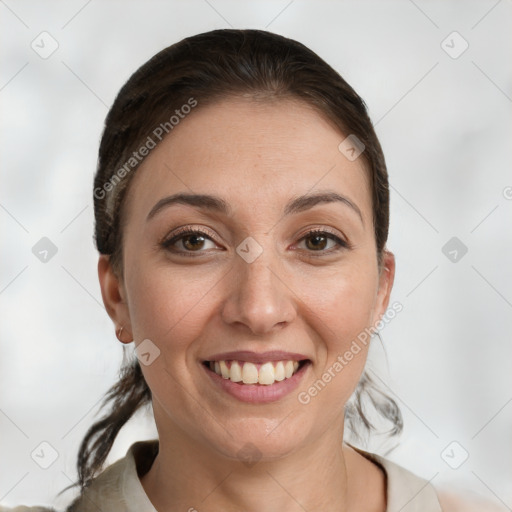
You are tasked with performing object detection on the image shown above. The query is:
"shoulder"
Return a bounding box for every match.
[66,440,158,511]
[347,445,442,510]
[437,489,509,512]
[349,445,508,512]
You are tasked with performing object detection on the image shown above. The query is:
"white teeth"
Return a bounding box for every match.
[219,360,229,379]
[242,362,259,384]
[209,359,304,385]
[258,362,275,385]
[230,361,242,382]
[274,361,285,381]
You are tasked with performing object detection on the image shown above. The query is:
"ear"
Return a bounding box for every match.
[98,255,133,344]
[371,250,396,325]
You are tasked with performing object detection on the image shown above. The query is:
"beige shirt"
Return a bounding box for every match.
[1,439,442,511]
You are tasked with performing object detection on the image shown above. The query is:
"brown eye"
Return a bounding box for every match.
[161,228,219,255]
[305,233,329,251]
[182,234,207,251]
[297,229,348,253]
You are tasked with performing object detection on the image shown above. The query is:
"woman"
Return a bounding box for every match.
[2,29,496,512]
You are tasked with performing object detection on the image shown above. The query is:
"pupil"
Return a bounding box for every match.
[184,235,204,250]
[307,235,326,250]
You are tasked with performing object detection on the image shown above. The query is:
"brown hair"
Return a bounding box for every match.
[74,28,401,494]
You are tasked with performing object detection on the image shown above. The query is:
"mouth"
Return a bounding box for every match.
[202,359,310,386]
[200,350,312,403]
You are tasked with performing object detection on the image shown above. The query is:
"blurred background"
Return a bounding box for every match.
[1,0,511,509]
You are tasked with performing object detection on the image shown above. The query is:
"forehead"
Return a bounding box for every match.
[124,96,371,222]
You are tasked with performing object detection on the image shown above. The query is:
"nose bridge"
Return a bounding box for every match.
[241,254,278,301]
[221,240,295,335]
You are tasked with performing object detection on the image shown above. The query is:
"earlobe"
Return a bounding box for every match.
[115,325,131,344]
[97,255,133,343]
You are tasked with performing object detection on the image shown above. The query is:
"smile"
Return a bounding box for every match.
[202,356,311,403]
[205,359,305,385]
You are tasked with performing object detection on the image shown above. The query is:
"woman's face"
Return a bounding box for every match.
[100,97,394,461]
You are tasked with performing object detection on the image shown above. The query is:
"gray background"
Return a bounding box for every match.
[1,0,511,509]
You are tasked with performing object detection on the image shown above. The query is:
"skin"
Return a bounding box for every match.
[99,96,395,512]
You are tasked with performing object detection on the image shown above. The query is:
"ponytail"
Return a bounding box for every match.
[75,353,151,491]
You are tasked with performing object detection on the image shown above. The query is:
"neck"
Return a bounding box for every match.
[140,410,385,512]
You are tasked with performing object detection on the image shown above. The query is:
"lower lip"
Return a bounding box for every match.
[202,362,310,403]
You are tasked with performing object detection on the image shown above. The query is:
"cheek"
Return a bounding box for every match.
[125,263,221,352]
[298,295,373,414]
[299,262,377,391]
[299,260,378,343]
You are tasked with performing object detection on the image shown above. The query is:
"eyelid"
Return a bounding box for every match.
[293,227,350,254]
[295,225,343,240]
[160,225,223,251]
[296,225,349,244]
[167,225,219,241]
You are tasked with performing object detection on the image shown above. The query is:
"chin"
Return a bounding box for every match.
[204,416,308,464]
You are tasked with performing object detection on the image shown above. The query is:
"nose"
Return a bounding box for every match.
[220,253,296,336]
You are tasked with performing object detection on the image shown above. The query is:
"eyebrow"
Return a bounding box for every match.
[146,191,363,224]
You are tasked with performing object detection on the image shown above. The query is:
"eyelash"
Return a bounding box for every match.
[160,226,351,257]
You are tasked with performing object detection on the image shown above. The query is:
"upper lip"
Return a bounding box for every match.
[203,350,311,364]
